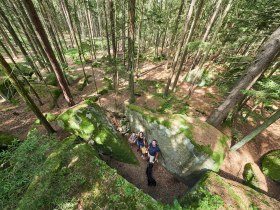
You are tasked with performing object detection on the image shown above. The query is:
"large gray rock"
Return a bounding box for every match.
[126,104,228,184]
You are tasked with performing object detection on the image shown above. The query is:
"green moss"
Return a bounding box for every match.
[0,132,17,152]
[261,150,280,182]
[243,163,259,188]
[180,187,223,210]
[57,102,138,164]
[103,77,114,90]
[35,112,57,125]
[0,129,163,209]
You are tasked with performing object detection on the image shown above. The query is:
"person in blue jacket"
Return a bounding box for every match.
[147,139,160,163]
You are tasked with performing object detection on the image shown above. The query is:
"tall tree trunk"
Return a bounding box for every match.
[190,0,223,70]
[188,0,233,89]
[171,0,205,91]
[135,0,145,76]
[0,7,43,81]
[0,53,54,133]
[207,26,280,127]
[22,0,75,106]
[0,27,18,58]
[231,109,280,151]
[103,0,111,58]
[128,0,136,103]
[164,0,197,96]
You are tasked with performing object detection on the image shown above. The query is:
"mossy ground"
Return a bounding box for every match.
[262,150,280,182]
[57,101,137,164]
[0,129,162,209]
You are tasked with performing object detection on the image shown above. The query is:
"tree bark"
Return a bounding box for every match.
[128,0,136,103]
[22,0,75,106]
[207,26,280,127]
[0,27,18,58]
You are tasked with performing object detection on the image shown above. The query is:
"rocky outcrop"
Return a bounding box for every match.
[126,104,228,184]
[57,100,137,164]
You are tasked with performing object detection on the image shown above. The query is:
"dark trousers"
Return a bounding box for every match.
[146,163,156,186]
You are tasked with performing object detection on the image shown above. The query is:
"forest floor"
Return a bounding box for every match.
[0,54,279,202]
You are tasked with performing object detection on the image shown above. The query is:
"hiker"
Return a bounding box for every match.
[146,162,156,186]
[147,139,160,163]
[128,132,138,144]
[136,132,146,159]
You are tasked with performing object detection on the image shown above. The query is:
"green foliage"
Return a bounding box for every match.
[50,88,62,109]
[243,163,259,188]
[215,56,252,95]
[261,150,280,182]
[180,187,223,210]
[0,132,17,152]
[0,78,17,101]
[12,62,34,78]
[35,112,57,125]
[243,75,280,110]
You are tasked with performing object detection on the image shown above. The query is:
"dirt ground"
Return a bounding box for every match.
[102,138,188,204]
[1,57,279,202]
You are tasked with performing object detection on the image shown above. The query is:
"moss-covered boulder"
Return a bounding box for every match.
[0,132,16,152]
[57,100,137,164]
[243,163,259,188]
[180,171,280,210]
[126,104,229,183]
[262,150,280,183]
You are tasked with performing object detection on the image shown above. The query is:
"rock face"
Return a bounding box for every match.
[180,171,280,210]
[126,104,228,184]
[57,100,137,164]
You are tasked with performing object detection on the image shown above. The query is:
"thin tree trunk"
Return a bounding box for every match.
[0,27,18,58]
[0,7,43,81]
[190,0,223,70]
[171,0,205,91]
[22,0,75,106]
[0,53,54,133]
[207,26,280,127]
[128,0,136,103]
[103,0,111,58]
[164,0,197,96]
[231,109,280,151]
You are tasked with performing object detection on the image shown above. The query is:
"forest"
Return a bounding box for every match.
[0,0,279,209]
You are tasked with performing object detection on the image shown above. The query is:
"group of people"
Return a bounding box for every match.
[128,132,160,186]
